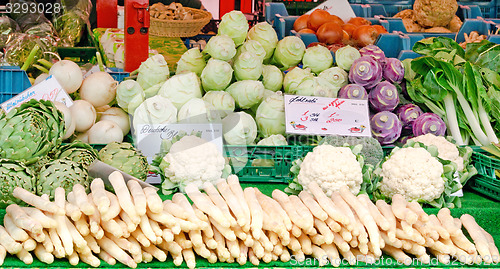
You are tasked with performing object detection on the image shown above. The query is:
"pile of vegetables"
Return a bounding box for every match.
[406,37,500,146]
[0,174,496,268]
[293,10,388,49]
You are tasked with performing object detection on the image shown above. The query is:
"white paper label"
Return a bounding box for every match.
[135,123,224,184]
[284,94,371,137]
[1,75,73,113]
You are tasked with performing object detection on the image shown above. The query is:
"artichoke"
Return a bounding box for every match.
[29,155,53,174]
[37,159,89,199]
[99,142,149,181]
[0,99,66,164]
[0,159,36,207]
[54,141,99,168]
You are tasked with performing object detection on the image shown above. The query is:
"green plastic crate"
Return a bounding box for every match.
[471,149,500,201]
[225,145,314,183]
[57,30,98,64]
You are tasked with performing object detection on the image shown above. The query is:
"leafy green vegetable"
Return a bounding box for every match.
[464,40,500,73]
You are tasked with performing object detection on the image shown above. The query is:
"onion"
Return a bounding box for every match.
[99,107,130,136]
[80,71,118,108]
[348,17,371,26]
[48,60,83,94]
[34,73,49,85]
[87,120,124,144]
[307,9,332,31]
[69,100,97,133]
[329,14,345,26]
[298,28,315,34]
[53,101,76,140]
[75,132,89,143]
[342,23,358,38]
[316,22,343,45]
[352,25,379,47]
[373,25,388,34]
[293,14,309,32]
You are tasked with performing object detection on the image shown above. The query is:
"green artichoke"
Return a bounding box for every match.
[0,99,66,164]
[99,142,149,181]
[37,159,89,199]
[0,159,36,207]
[54,141,99,168]
[29,155,53,174]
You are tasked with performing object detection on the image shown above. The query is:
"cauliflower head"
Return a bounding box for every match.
[410,134,464,171]
[160,135,227,193]
[296,145,363,196]
[379,147,444,202]
[413,0,458,27]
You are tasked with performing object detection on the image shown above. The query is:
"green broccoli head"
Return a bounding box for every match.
[319,135,384,167]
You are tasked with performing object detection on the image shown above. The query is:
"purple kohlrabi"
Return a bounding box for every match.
[383,58,405,84]
[349,56,383,89]
[359,45,386,64]
[370,111,402,145]
[338,84,368,100]
[368,81,400,112]
[397,103,423,133]
[412,113,447,137]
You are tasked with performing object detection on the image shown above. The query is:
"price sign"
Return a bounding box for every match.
[134,123,224,184]
[284,94,371,137]
[1,75,73,113]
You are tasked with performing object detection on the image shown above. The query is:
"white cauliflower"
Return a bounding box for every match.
[161,136,227,192]
[410,134,464,171]
[297,145,363,196]
[379,147,445,202]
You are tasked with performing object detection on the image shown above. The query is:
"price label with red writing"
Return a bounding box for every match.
[1,75,73,113]
[284,94,371,137]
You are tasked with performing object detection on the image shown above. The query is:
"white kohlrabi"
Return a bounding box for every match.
[236,40,266,61]
[176,48,206,76]
[335,45,362,71]
[116,80,144,113]
[203,34,236,62]
[202,91,235,118]
[247,22,278,61]
[234,51,263,81]
[283,67,313,93]
[226,80,265,109]
[218,10,249,46]
[200,58,233,91]
[294,77,340,97]
[256,92,286,137]
[128,94,145,115]
[318,67,349,88]
[222,111,258,145]
[158,71,203,109]
[133,95,177,130]
[136,54,170,90]
[144,83,162,98]
[177,98,215,123]
[272,36,306,69]
[262,65,283,92]
[302,45,333,74]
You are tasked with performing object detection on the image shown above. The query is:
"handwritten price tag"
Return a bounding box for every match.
[1,75,73,112]
[284,94,371,137]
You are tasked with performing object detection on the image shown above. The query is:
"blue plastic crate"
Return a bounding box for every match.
[108,68,130,82]
[0,67,32,104]
[363,1,414,17]
[274,14,299,40]
[459,0,497,18]
[265,2,289,24]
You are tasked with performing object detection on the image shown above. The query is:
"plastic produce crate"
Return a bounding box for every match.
[108,67,130,82]
[0,66,32,104]
[459,0,498,18]
[471,149,500,201]
[57,30,98,64]
[225,145,314,183]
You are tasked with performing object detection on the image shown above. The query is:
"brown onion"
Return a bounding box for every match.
[373,25,388,34]
[342,23,358,37]
[298,28,316,34]
[307,9,332,31]
[293,14,310,32]
[316,21,343,45]
[348,17,371,26]
[330,14,345,26]
[352,25,379,47]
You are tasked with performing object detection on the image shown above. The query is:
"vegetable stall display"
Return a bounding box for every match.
[0,174,497,268]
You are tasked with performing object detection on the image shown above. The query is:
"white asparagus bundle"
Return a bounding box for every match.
[0,173,497,268]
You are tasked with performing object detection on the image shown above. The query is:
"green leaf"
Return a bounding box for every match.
[465,40,500,73]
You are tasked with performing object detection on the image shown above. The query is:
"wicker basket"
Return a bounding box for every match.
[150,7,212,38]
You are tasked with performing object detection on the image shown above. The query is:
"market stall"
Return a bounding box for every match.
[0,0,499,268]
